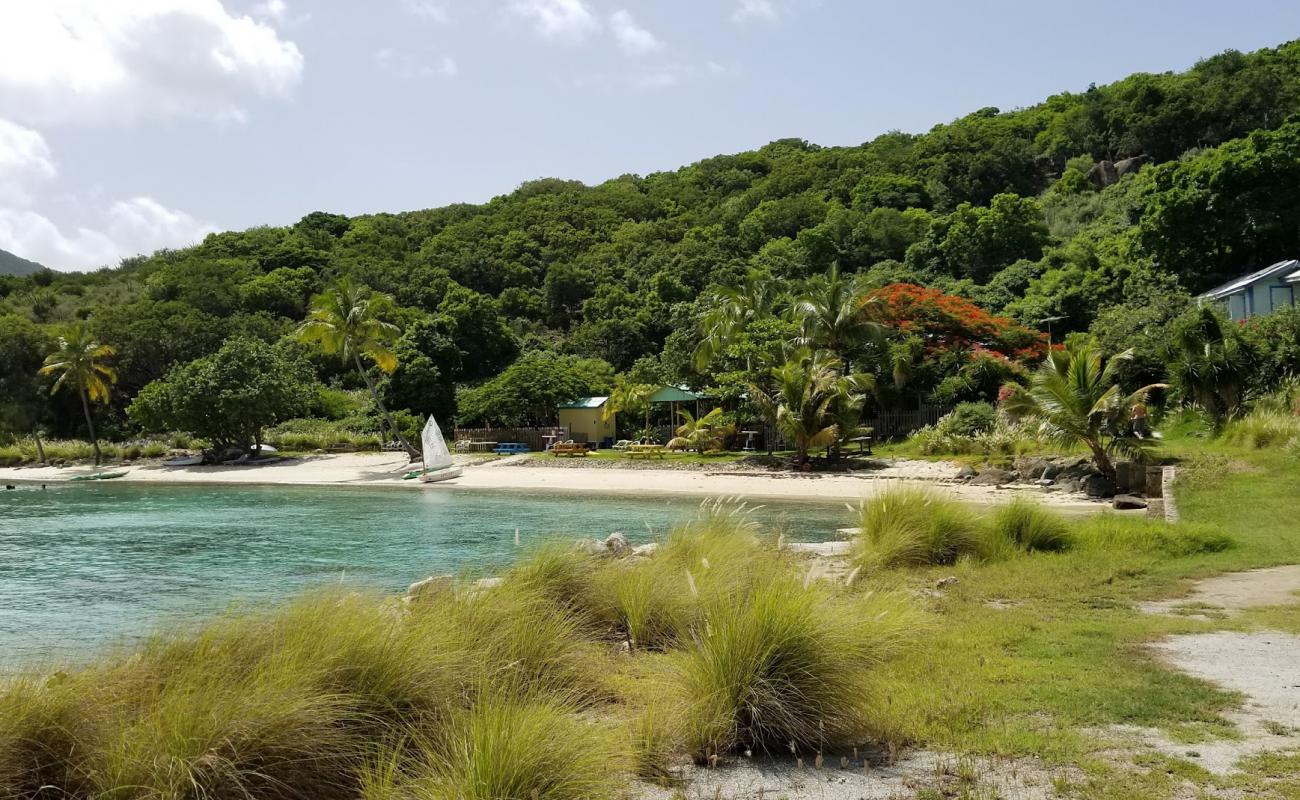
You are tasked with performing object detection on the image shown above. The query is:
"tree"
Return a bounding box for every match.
[0,314,51,439]
[128,338,316,453]
[792,263,885,372]
[603,379,658,440]
[38,323,117,465]
[457,351,613,427]
[1002,337,1163,477]
[1165,306,1256,428]
[297,277,417,457]
[694,269,783,372]
[667,407,736,453]
[750,350,873,466]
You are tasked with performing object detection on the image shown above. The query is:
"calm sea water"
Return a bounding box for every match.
[0,483,852,665]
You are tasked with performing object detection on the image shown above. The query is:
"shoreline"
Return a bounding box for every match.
[0,452,1111,511]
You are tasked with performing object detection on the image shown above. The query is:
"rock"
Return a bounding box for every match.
[1114,154,1150,178]
[475,577,503,589]
[604,532,632,557]
[574,538,605,557]
[1112,494,1148,510]
[1014,456,1056,481]
[956,464,977,480]
[935,576,959,589]
[1057,458,1096,480]
[1083,474,1118,499]
[632,542,659,556]
[970,467,1014,486]
[1086,159,1119,188]
[406,574,453,601]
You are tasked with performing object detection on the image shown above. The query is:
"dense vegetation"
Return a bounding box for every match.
[5,40,1300,452]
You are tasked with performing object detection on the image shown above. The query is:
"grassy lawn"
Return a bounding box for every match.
[856,433,1300,797]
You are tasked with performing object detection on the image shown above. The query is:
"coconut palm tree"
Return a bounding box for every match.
[39,323,117,465]
[297,277,417,458]
[693,269,783,371]
[792,263,886,372]
[1003,337,1164,477]
[667,407,736,454]
[750,349,874,466]
[603,380,658,441]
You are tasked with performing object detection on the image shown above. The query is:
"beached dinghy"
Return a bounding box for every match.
[404,415,462,483]
[161,454,204,467]
[69,470,128,481]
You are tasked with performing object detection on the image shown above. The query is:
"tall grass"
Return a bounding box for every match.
[0,438,173,466]
[988,497,1073,553]
[1223,409,1300,450]
[852,486,989,570]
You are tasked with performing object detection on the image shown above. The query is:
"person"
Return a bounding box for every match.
[1131,401,1149,438]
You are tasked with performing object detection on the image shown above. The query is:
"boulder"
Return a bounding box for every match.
[1086,159,1119,188]
[1112,494,1149,510]
[1014,456,1062,482]
[1083,474,1118,499]
[632,542,659,557]
[970,467,1015,486]
[1114,154,1150,178]
[956,464,977,480]
[574,538,606,557]
[604,532,632,557]
[406,574,453,601]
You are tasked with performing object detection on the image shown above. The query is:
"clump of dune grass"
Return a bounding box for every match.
[1223,409,1300,450]
[600,562,694,651]
[677,574,913,763]
[360,692,625,800]
[989,497,1073,553]
[852,487,988,570]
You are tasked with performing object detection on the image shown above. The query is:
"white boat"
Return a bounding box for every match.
[161,454,204,467]
[410,416,462,483]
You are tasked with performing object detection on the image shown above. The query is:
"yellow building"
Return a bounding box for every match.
[556,396,615,445]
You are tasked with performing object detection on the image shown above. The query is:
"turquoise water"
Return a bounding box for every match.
[0,484,852,665]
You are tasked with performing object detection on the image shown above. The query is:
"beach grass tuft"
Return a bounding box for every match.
[988,497,1073,553]
[851,486,988,570]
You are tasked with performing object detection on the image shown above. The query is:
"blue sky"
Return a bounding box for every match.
[2,0,1300,270]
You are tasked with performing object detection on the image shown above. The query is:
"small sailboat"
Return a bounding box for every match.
[404,416,462,483]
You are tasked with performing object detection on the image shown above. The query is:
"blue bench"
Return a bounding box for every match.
[492,443,530,455]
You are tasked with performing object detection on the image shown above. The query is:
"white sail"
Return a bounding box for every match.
[421,416,454,472]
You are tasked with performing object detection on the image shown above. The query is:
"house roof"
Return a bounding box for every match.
[1198,259,1300,300]
[557,396,609,410]
[650,386,706,403]
[1287,268,1300,284]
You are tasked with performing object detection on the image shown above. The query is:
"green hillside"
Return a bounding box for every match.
[0,248,45,277]
[3,39,1300,444]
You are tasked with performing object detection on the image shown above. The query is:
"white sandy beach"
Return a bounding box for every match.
[0,452,1108,510]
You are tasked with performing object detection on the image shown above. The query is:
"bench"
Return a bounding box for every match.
[492,443,530,455]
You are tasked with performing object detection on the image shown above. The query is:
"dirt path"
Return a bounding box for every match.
[1129,565,1300,775]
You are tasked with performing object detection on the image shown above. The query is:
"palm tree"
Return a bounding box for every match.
[750,349,874,466]
[693,269,782,371]
[603,381,658,441]
[39,323,117,465]
[667,407,736,454]
[297,277,416,458]
[1003,338,1164,477]
[1166,306,1254,429]
[792,263,886,371]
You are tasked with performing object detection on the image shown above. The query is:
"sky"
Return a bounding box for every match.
[2,1,1300,272]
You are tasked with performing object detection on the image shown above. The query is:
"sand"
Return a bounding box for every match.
[0,453,1107,509]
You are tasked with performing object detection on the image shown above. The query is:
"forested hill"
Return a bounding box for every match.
[5,40,1300,440]
[0,249,44,277]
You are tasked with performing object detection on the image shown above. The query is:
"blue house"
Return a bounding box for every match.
[1197,259,1300,321]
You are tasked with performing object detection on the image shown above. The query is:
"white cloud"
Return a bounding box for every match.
[0,118,57,206]
[609,10,663,56]
[0,0,305,126]
[510,0,600,43]
[375,49,459,80]
[0,198,218,271]
[732,0,779,22]
[253,0,287,20]
[401,0,450,22]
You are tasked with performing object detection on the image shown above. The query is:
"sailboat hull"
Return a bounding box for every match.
[418,467,463,483]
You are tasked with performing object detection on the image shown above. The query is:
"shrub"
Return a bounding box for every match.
[677,576,911,761]
[1223,409,1300,450]
[852,487,988,570]
[264,418,383,452]
[909,419,1031,457]
[989,497,1073,553]
[937,402,998,438]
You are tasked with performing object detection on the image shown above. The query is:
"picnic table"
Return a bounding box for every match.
[466,441,498,453]
[493,443,530,455]
[626,444,666,459]
[846,435,873,455]
[550,442,590,457]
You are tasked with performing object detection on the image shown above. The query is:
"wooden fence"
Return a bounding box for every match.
[860,404,952,438]
[451,427,584,452]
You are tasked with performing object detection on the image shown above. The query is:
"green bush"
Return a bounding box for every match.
[937,402,998,438]
[1223,409,1300,450]
[264,418,383,452]
[988,497,1073,553]
[852,487,988,570]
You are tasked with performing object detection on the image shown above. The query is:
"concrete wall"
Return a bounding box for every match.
[557,408,615,443]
